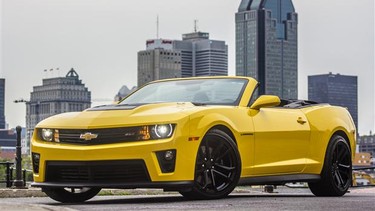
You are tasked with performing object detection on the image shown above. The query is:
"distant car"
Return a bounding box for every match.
[31,76,356,203]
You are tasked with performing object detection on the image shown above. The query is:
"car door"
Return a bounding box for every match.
[250,107,311,175]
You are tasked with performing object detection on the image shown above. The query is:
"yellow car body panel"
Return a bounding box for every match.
[31,76,356,194]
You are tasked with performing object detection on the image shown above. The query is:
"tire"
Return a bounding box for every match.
[180,129,241,199]
[42,187,101,203]
[308,135,352,196]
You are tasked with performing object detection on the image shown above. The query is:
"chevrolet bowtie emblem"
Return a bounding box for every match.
[79,132,98,141]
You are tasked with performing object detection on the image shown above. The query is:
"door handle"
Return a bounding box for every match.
[297,117,307,124]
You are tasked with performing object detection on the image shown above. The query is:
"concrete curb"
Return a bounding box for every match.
[0,188,46,198]
[0,203,76,211]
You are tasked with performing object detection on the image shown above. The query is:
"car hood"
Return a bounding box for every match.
[36,102,205,129]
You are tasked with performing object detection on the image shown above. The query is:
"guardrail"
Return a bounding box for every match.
[353,166,375,171]
[0,161,29,188]
[352,165,375,187]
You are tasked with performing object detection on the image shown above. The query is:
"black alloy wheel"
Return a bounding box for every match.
[42,187,101,203]
[309,135,352,196]
[180,129,241,199]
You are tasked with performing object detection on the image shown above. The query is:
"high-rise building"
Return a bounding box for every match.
[175,32,228,77]
[26,68,91,147]
[138,39,182,87]
[138,31,228,87]
[308,72,358,130]
[0,79,5,129]
[235,0,298,99]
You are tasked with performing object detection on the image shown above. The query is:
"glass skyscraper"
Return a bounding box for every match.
[175,32,228,78]
[308,73,358,130]
[235,0,298,99]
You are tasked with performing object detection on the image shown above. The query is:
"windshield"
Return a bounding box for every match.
[120,78,248,106]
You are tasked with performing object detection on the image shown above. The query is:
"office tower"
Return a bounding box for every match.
[137,32,228,87]
[138,39,181,87]
[175,32,228,77]
[26,68,91,146]
[308,72,358,130]
[236,0,298,99]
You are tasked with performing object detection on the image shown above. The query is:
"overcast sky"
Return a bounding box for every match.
[1,0,374,135]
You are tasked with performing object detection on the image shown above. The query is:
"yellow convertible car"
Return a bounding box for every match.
[31,77,356,202]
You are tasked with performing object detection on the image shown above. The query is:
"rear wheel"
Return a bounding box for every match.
[309,135,352,196]
[43,187,101,203]
[180,129,241,199]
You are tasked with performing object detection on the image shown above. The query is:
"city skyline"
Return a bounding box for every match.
[1,0,374,135]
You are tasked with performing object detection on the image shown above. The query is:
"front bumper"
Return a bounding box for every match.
[31,130,200,188]
[32,181,194,190]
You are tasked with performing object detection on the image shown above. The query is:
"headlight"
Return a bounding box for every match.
[153,124,173,138]
[41,129,54,141]
[137,124,175,140]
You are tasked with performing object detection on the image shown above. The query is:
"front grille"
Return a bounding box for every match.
[58,127,142,145]
[45,160,150,183]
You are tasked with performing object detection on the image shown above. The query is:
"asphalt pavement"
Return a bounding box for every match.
[0,186,374,210]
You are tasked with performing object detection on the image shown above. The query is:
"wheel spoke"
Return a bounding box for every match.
[211,141,224,158]
[337,145,347,162]
[212,169,230,180]
[198,145,206,158]
[215,163,235,171]
[205,139,211,159]
[210,170,217,190]
[201,171,210,190]
[215,148,230,162]
[334,170,345,188]
[333,145,339,162]
[338,163,350,169]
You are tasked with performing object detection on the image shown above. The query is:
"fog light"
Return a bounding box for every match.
[156,149,176,173]
[32,153,40,174]
[164,150,174,161]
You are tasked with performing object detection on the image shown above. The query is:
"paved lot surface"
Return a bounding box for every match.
[0,186,374,210]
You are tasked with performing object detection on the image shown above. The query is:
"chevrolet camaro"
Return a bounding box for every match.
[31,76,356,202]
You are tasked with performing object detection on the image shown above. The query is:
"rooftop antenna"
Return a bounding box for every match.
[43,69,48,78]
[194,19,198,32]
[156,15,159,39]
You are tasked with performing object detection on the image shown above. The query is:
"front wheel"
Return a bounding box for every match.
[42,187,101,203]
[180,129,241,199]
[309,135,352,196]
